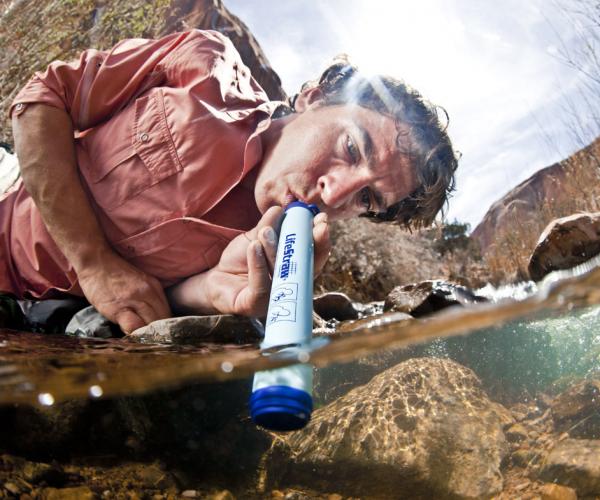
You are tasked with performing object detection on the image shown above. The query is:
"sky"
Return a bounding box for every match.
[226,0,599,228]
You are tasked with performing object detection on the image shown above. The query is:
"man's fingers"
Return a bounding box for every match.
[259,226,278,273]
[147,280,172,318]
[115,308,146,334]
[244,240,271,315]
[313,213,331,275]
[245,206,283,241]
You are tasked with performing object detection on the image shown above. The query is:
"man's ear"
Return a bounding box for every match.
[294,86,324,112]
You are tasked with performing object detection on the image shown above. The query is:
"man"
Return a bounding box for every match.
[1,29,457,334]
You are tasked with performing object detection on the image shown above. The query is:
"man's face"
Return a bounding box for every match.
[254,97,418,221]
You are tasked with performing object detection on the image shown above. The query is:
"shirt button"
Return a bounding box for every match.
[140,133,150,142]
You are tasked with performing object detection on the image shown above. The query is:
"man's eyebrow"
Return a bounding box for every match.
[357,125,386,211]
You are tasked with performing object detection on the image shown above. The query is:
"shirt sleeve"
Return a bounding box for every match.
[9,30,241,131]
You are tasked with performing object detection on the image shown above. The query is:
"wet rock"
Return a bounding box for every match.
[22,461,67,486]
[539,439,600,497]
[265,358,510,499]
[551,379,600,438]
[505,423,529,442]
[539,483,578,500]
[134,463,177,490]
[313,292,359,321]
[528,212,600,281]
[130,315,262,345]
[40,486,96,500]
[383,280,487,317]
[511,449,540,467]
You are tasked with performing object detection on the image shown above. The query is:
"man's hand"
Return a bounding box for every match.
[167,206,331,317]
[77,252,171,333]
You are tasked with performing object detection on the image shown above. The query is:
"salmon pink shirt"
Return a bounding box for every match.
[1,30,280,299]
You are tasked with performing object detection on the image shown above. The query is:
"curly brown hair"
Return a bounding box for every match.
[282,57,459,229]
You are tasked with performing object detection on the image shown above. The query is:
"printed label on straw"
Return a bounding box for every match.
[268,282,298,324]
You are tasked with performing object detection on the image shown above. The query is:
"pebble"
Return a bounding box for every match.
[4,483,20,495]
[539,483,577,500]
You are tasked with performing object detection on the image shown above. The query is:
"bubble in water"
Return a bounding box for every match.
[89,385,103,398]
[221,361,234,373]
[297,351,310,363]
[38,393,54,406]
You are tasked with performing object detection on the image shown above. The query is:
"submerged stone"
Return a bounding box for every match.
[551,379,600,439]
[264,357,510,499]
[540,439,600,497]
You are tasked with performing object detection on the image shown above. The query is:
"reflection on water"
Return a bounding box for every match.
[0,256,600,407]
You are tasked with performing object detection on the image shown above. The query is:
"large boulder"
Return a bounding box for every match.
[263,357,511,499]
[539,439,600,497]
[551,379,600,439]
[0,0,286,146]
[528,212,600,281]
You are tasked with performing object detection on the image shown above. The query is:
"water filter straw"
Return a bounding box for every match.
[250,201,319,431]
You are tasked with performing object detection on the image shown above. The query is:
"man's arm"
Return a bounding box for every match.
[13,104,171,333]
[167,208,330,318]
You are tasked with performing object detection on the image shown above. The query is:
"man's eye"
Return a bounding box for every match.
[346,135,360,163]
[360,187,372,210]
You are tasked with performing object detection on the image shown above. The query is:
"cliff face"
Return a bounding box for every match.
[0,0,285,146]
[472,138,600,255]
[471,163,567,253]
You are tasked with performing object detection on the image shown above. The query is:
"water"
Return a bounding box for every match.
[1,257,599,498]
[1,257,600,405]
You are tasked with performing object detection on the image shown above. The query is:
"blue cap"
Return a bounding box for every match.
[250,385,313,431]
[285,200,320,216]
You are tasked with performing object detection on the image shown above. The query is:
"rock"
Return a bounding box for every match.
[206,491,234,500]
[313,292,359,321]
[505,423,529,442]
[511,449,540,467]
[472,161,568,254]
[528,212,600,281]
[539,483,577,500]
[383,280,487,316]
[551,379,600,438]
[22,461,67,486]
[265,358,509,499]
[0,0,287,146]
[130,315,262,345]
[539,439,600,497]
[40,486,96,500]
[134,463,177,490]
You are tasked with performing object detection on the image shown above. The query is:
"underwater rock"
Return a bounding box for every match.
[264,357,510,499]
[528,212,600,281]
[539,438,600,497]
[383,279,487,317]
[38,486,95,500]
[551,379,600,439]
[129,315,262,345]
[313,292,359,321]
[539,483,578,500]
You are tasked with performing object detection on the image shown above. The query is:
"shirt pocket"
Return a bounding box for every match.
[78,89,182,210]
[113,218,239,285]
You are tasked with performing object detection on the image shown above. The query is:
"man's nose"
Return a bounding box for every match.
[318,170,367,210]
